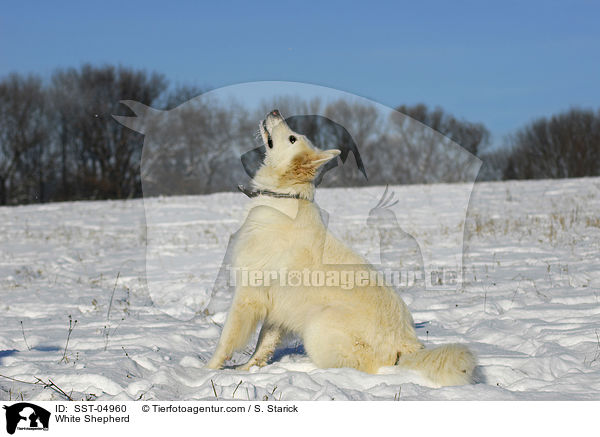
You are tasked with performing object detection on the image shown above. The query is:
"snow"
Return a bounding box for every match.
[1,177,599,400]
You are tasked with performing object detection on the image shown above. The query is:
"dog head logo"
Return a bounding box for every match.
[113,82,481,320]
[3,403,50,434]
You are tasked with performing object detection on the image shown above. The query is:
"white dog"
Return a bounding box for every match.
[206,110,475,386]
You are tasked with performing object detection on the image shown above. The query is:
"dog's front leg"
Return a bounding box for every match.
[237,323,283,370]
[206,288,266,369]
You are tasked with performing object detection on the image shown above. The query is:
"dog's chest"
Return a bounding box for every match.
[233,200,325,268]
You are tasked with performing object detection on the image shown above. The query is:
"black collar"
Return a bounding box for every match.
[237,184,305,200]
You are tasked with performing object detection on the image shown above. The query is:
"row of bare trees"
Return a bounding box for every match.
[501,108,600,180]
[0,65,168,205]
[1,64,598,205]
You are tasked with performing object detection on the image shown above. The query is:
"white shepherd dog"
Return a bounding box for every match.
[206,110,475,386]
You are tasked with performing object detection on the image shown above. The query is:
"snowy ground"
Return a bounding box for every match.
[1,177,599,401]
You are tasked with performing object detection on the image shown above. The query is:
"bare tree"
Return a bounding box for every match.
[384,105,482,184]
[504,108,600,179]
[396,104,490,156]
[118,94,256,197]
[477,146,511,181]
[161,84,206,110]
[50,64,167,200]
[0,74,49,205]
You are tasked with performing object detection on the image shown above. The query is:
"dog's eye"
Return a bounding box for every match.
[289,135,297,144]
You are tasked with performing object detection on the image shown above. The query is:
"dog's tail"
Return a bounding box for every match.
[396,344,476,386]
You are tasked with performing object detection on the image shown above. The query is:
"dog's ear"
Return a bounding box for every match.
[286,149,341,182]
[303,149,341,169]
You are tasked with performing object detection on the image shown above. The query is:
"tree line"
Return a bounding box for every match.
[0,64,598,205]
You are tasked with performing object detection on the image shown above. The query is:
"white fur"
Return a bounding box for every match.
[206,111,475,386]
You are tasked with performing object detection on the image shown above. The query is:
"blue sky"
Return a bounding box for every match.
[1,0,599,146]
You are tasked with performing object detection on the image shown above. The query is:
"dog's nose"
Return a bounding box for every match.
[270,109,281,117]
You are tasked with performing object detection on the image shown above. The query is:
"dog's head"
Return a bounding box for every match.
[256,109,341,189]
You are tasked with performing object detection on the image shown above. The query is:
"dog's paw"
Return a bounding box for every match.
[235,362,254,371]
[236,359,266,371]
[204,358,223,370]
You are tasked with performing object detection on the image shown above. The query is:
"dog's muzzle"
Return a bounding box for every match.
[262,119,273,149]
[265,109,283,125]
[263,109,283,149]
